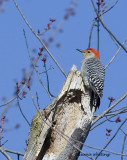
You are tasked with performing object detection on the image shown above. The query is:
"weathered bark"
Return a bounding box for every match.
[23,65,93,160]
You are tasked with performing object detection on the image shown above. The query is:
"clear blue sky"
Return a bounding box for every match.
[0,0,127,159]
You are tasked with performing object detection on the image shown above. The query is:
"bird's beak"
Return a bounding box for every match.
[76,49,84,53]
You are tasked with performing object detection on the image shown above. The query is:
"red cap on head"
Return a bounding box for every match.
[86,48,100,59]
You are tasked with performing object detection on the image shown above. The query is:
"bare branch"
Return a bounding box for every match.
[105,38,127,69]
[0,104,11,119]
[91,0,127,53]
[13,0,67,78]
[104,0,119,14]
[50,0,77,41]
[29,87,40,113]
[92,92,127,125]
[23,29,53,102]
[108,106,127,114]
[4,148,24,156]
[88,0,119,49]
[121,131,127,160]
[103,0,111,11]
[105,109,127,117]
[91,108,127,131]
[0,83,27,108]
[17,97,30,126]
[84,143,127,157]
[88,18,97,48]
[36,92,40,109]
[0,147,12,160]
[94,118,127,160]
[43,62,55,98]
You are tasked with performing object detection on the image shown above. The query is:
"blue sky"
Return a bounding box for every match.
[0,0,127,159]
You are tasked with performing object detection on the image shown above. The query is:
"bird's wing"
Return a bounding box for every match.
[85,58,105,98]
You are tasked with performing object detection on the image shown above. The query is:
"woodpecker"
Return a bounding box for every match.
[77,48,105,110]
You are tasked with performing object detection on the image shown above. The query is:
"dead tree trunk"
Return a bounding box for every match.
[23,65,93,160]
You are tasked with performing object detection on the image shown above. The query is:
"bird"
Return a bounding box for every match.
[76,48,105,110]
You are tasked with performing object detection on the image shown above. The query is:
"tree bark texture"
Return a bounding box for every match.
[23,65,93,160]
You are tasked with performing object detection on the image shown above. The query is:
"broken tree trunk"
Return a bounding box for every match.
[23,65,94,160]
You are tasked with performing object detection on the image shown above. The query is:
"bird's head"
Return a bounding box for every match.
[76,48,100,59]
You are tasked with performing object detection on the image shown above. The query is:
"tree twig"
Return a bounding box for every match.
[17,97,30,126]
[92,92,127,125]
[49,0,77,41]
[103,0,119,14]
[36,92,40,109]
[105,38,127,69]
[97,4,100,51]
[23,29,53,102]
[4,148,24,156]
[94,118,127,160]
[106,106,127,115]
[83,143,127,157]
[13,0,67,78]
[91,108,127,131]
[121,131,127,160]
[0,83,27,108]
[43,62,55,98]
[0,147,12,160]
[88,0,119,49]
[103,0,111,11]
[91,0,127,53]
[88,18,96,48]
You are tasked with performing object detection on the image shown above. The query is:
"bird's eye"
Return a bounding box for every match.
[87,50,91,53]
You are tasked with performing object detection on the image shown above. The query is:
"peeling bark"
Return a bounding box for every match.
[23,65,93,160]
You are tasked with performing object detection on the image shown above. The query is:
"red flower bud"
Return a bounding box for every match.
[97,2,101,6]
[50,18,56,22]
[22,91,27,98]
[106,129,112,133]
[108,97,115,102]
[38,52,42,56]
[106,133,110,137]
[1,116,5,121]
[115,117,121,123]
[42,57,47,62]
[39,47,44,52]
[21,80,25,84]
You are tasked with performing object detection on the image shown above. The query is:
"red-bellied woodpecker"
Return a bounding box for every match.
[76,48,105,110]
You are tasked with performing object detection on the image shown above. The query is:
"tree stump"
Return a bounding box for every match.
[23,65,93,160]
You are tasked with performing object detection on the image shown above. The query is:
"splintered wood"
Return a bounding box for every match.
[23,65,93,160]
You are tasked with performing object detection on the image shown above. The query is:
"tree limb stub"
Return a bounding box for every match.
[23,65,93,160]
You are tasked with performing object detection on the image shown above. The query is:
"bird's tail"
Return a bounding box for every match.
[90,91,100,111]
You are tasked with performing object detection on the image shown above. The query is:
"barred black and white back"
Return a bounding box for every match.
[81,57,105,110]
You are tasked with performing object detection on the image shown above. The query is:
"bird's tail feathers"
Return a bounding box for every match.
[90,91,100,111]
